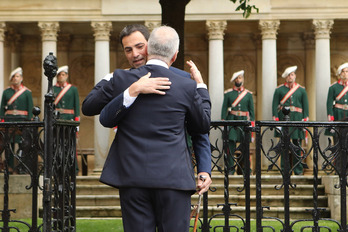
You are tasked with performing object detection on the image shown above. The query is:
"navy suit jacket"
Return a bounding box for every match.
[98,64,211,191]
[82,66,212,175]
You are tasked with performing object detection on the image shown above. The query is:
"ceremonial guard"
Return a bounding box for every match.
[54,65,80,174]
[272,66,309,175]
[221,70,254,174]
[327,62,348,122]
[0,67,33,122]
[0,67,34,173]
[53,65,80,121]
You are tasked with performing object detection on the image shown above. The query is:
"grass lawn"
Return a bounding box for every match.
[0,218,341,231]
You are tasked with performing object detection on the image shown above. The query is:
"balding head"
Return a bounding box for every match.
[147,26,179,64]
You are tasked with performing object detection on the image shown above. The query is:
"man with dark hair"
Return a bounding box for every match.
[93,25,211,232]
[82,24,212,190]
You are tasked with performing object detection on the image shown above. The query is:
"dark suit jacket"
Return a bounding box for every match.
[98,64,211,191]
[82,66,212,176]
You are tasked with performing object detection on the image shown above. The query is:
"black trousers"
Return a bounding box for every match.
[119,187,192,232]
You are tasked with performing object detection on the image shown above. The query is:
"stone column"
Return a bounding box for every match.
[303,32,316,173]
[254,34,262,121]
[258,20,280,120]
[304,32,316,121]
[0,22,6,95]
[313,19,334,121]
[145,21,162,32]
[258,20,280,171]
[38,22,60,111]
[206,20,227,121]
[91,21,112,172]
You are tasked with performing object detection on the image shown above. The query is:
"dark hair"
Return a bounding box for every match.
[119,24,150,47]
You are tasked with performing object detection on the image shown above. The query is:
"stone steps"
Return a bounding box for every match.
[74,174,329,219]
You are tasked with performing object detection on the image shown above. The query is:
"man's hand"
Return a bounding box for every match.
[186,60,204,84]
[129,72,171,97]
[196,172,212,195]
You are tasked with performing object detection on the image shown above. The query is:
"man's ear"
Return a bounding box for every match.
[145,45,149,56]
[170,51,178,64]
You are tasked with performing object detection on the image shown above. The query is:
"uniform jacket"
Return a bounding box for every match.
[221,86,254,141]
[82,66,212,175]
[53,83,80,121]
[98,63,211,191]
[0,85,33,121]
[272,83,309,139]
[327,80,348,121]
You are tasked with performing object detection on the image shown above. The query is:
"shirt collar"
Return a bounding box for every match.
[284,82,297,89]
[55,82,69,87]
[338,79,348,86]
[11,84,24,91]
[233,86,245,91]
[146,59,169,69]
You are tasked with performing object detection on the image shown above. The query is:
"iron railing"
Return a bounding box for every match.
[192,118,348,232]
[0,53,78,232]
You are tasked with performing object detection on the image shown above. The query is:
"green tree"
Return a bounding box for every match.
[159,0,258,70]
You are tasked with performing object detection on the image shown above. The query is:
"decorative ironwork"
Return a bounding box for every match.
[0,53,78,232]
[195,117,348,232]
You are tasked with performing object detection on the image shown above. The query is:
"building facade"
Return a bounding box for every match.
[1,0,348,172]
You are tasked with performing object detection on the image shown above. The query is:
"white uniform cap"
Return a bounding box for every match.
[57,65,68,75]
[281,66,297,78]
[337,63,348,76]
[230,70,244,82]
[9,67,23,80]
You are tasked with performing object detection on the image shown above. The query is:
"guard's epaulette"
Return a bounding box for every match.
[224,88,233,94]
[276,84,285,89]
[330,81,338,87]
[298,84,305,89]
[245,89,253,94]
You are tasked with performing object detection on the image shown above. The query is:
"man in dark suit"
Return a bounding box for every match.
[97,26,211,232]
[82,24,212,192]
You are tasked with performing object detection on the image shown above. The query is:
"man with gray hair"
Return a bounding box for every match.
[98,26,211,232]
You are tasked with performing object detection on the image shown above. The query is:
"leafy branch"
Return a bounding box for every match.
[230,0,259,18]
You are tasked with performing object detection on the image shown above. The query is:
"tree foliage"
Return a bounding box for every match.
[230,0,259,18]
[160,0,259,69]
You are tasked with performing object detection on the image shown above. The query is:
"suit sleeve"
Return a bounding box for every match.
[82,79,114,116]
[74,87,80,120]
[327,86,334,118]
[0,92,6,119]
[27,91,34,120]
[248,93,255,121]
[302,89,309,120]
[186,87,211,135]
[272,89,280,120]
[191,133,211,175]
[99,92,129,128]
[221,93,229,120]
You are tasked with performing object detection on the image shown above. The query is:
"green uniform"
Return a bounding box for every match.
[221,87,255,140]
[272,83,309,139]
[272,82,309,175]
[53,83,80,121]
[221,86,254,174]
[326,80,348,121]
[0,85,33,122]
[0,85,33,170]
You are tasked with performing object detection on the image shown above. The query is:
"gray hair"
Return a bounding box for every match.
[147,26,179,63]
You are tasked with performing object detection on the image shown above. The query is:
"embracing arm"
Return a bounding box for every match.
[82,79,113,116]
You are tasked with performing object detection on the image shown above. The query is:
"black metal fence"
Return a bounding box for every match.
[194,119,348,232]
[0,55,348,231]
[0,53,78,232]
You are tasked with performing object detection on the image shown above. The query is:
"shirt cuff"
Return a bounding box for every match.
[197,83,207,89]
[123,88,137,108]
